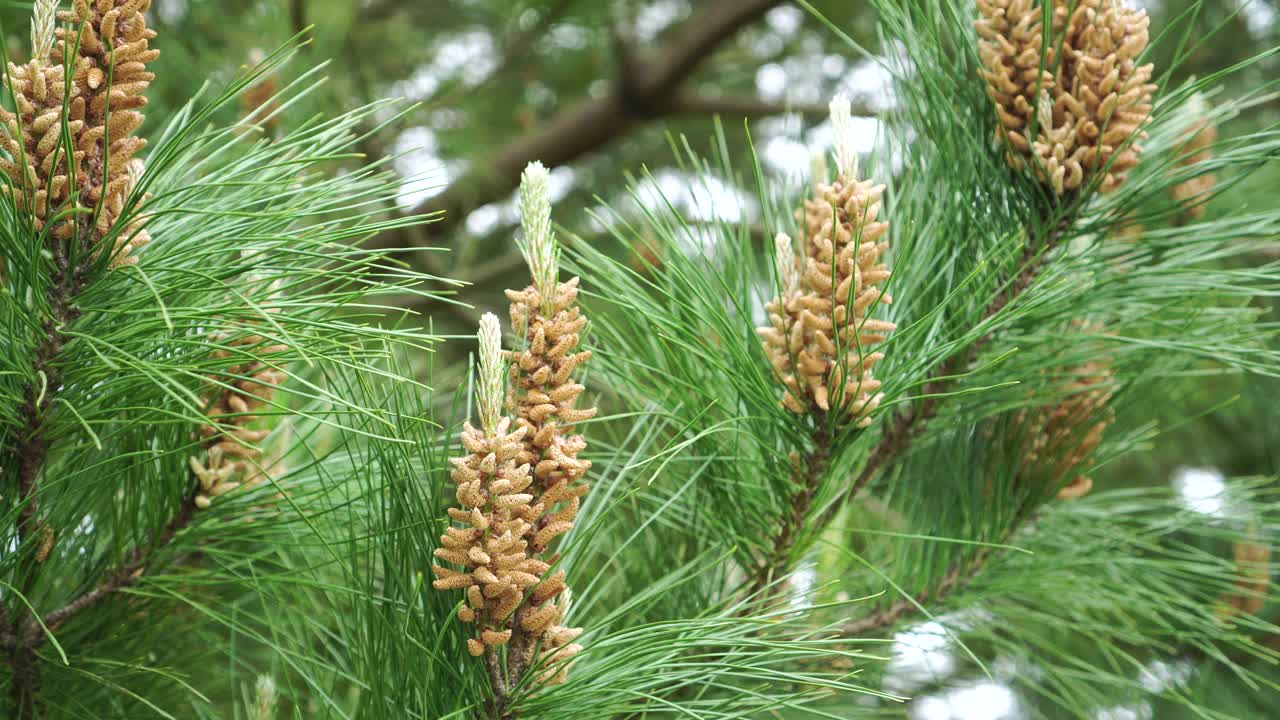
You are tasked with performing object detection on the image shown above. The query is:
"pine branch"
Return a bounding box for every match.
[7,242,87,720]
[821,204,1080,528]
[841,546,993,637]
[36,484,201,640]
[747,421,833,599]
[840,471,1051,639]
[666,92,863,118]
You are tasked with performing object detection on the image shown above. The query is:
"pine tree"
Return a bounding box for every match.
[2,1,1277,719]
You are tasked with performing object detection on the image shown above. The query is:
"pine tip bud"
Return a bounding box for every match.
[519,161,558,309]
[830,93,859,182]
[30,0,57,63]
[809,146,828,193]
[253,675,278,720]
[477,313,504,435]
[773,232,799,296]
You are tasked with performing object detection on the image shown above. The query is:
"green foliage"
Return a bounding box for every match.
[2,1,1278,718]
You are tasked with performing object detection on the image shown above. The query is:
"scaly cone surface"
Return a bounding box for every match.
[48,0,157,263]
[757,97,895,425]
[978,0,1157,194]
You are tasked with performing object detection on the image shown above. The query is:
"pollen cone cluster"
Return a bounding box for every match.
[505,277,595,551]
[189,333,287,509]
[1013,359,1114,500]
[757,177,894,425]
[1215,537,1271,620]
[502,276,591,682]
[0,47,86,241]
[1171,115,1217,219]
[0,0,157,266]
[431,418,569,657]
[977,0,1157,194]
[433,168,589,688]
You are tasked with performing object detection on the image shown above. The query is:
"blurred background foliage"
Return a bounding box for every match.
[0,0,1275,717]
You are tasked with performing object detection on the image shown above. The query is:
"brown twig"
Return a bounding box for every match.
[483,646,512,720]
[35,485,201,639]
[378,0,787,257]
[666,92,859,118]
[747,422,833,600]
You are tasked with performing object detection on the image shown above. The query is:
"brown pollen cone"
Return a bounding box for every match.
[1013,359,1115,501]
[431,419,558,658]
[505,277,595,554]
[979,0,1157,194]
[501,276,595,683]
[1171,117,1217,219]
[0,53,90,241]
[49,0,159,265]
[189,333,287,509]
[758,178,894,425]
[976,0,1060,165]
[1215,537,1271,620]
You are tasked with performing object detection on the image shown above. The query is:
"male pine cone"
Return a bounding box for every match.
[432,418,558,657]
[189,333,288,509]
[0,0,158,265]
[500,274,593,683]
[977,0,1157,194]
[1013,359,1115,501]
[758,177,894,424]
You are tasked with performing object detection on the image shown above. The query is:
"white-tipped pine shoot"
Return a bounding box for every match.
[30,0,57,63]
[477,312,504,435]
[253,675,278,720]
[830,93,859,182]
[519,161,558,315]
[810,146,828,193]
[773,232,799,296]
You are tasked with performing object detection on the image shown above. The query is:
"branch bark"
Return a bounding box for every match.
[6,245,84,720]
[37,485,201,638]
[748,422,832,600]
[840,548,992,636]
[667,92,865,118]
[387,0,786,252]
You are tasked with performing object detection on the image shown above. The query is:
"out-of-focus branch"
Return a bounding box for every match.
[289,0,306,38]
[667,91,868,118]
[381,0,788,255]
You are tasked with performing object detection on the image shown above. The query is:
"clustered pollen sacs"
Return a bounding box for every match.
[0,0,158,266]
[977,0,1157,194]
[1013,357,1114,501]
[757,96,895,425]
[188,333,287,509]
[432,164,591,687]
